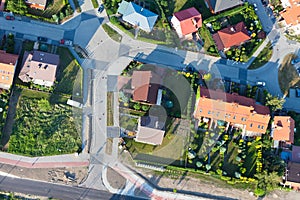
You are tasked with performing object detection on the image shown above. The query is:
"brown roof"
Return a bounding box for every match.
[292,146,300,163]
[135,115,165,145]
[287,161,300,183]
[131,70,161,104]
[173,7,202,36]
[194,87,270,134]
[273,116,295,144]
[0,51,19,89]
[0,50,19,65]
[212,22,250,50]
[280,0,300,26]
[19,51,59,84]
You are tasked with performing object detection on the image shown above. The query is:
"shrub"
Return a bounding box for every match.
[254,188,266,197]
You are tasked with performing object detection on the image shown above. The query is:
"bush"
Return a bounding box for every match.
[254,188,266,197]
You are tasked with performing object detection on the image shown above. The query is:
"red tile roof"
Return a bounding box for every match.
[212,22,250,50]
[194,87,270,134]
[173,7,202,36]
[131,71,161,104]
[273,116,295,144]
[280,0,300,26]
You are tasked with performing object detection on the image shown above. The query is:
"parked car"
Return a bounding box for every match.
[256,81,266,87]
[37,37,48,42]
[5,15,15,20]
[60,39,73,46]
[291,57,300,65]
[253,3,258,11]
[98,4,105,13]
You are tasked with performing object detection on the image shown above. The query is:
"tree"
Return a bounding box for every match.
[203,73,212,82]
[6,0,28,15]
[265,93,285,112]
[205,164,211,171]
[196,161,203,168]
[59,12,65,20]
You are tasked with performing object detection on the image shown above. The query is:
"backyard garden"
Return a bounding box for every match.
[6,0,75,23]
[8,88,81,156]
[200,3,265,61]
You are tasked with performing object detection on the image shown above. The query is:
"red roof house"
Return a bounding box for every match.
[131,71,162,104]
[273,116,295,144]
[212,22,250,51]
[171,7,202,38]
[194,87,270,135]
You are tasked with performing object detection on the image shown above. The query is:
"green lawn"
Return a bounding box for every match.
[199,26,219,57]
[8,89,81,156]
[55,47,83,98]
[248,42,273,69]
[102,24,122,43]
[119,115,138,131]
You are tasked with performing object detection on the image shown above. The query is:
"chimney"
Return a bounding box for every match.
[230,27,236,32]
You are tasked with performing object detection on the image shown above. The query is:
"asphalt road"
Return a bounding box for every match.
[0,175,145,200]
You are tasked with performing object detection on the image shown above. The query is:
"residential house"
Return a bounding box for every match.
[0,50,19,90]
[284,146,300,190]
[135,115,165,145]
[194,87,270,136]
[117,0,158,32]
[19,50,59,87]
[272,116,295,147]
[171,7,202,39]
[280,0,300,35]
[24,0,47,10]
[131,70,162,104]
[205,0,244,14]
[212,22,251,51]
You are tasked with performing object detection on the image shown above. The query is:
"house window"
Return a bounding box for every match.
[208,110,212,114]
[258,125,261,129]
[199,109,202,113]
[241,117,246,121]
[6,76,9,80]
[261,125,264,129]
[250,123,253,127]
[233,116,236,119]
[1,75,4,80]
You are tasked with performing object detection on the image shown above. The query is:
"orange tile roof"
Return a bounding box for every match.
[0,50,19,89]
[273,116,295,144]
[173,7,202,36]
[212,22,250,50]
[280,0,300,26]
[194,87,270,134]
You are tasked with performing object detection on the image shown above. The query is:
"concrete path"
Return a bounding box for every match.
[0,152,89,168]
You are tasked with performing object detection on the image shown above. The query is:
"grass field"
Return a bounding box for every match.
[248,42,273,70]
[278,54,300,96]
[55,47,83,97]
[102,24,122,43]
[8,89,81,156]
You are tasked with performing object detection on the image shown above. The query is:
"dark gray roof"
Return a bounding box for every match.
[32,50,60,65]
[208,0,243,13]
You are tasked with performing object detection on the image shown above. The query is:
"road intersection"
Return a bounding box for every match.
[0,0,299,199]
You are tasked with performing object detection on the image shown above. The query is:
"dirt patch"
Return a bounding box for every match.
[0,163,88,186]
[278,54,300,96]
[106,166,126,190]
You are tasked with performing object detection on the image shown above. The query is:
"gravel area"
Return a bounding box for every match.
[106,166,126,190]
[0,163,88,186]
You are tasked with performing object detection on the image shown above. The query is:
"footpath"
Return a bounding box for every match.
[0,152,89,168]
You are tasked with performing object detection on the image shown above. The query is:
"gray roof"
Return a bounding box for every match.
[208,0,243,13]
[117,0,158,32]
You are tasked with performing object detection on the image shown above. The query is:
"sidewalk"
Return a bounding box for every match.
[0,152,89,168]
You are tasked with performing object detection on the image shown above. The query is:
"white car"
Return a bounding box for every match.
[256,81,266,87]
[253,3,258,11]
